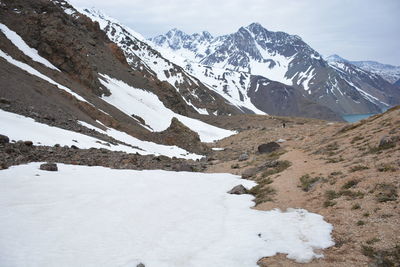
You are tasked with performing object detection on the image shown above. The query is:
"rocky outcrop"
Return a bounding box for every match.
[154,117,209,154]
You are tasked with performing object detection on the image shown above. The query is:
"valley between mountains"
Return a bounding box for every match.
[0,0,399,266]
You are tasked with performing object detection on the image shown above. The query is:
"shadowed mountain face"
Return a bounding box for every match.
[151,24,400,116]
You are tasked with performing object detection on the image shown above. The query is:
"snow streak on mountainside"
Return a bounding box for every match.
[0,23,60,71]
[182,63,265,114]
[0,49,87,103]
[151,24,400,115]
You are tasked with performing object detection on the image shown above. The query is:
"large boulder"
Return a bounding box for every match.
[0,134,10,144]
[39,163,58,171]
[258,142,280,154]
[227,185,248,195]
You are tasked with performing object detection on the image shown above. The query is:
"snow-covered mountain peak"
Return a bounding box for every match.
[325,54,349,63]
[81,7,146,41]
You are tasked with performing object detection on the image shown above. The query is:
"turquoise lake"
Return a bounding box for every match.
[342,113,376,123]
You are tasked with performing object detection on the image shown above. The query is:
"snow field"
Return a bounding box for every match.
[0,163,334,267]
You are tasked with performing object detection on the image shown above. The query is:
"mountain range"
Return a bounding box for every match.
[150,25,400,116]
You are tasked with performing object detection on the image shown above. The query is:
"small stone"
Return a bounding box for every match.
[70,145,79,149]
[24,140,33,146]
[0,97,11,104]
[378,135,397,149]
[40,163,58,171]
[137,263,145,267]
[238,153,249,161]
[228,185,248,195]
[0,134,10,144]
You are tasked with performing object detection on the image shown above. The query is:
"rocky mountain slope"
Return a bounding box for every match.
[151,24,400,115]
[0,0,237,160]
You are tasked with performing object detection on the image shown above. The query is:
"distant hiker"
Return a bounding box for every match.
[282,122,286,128]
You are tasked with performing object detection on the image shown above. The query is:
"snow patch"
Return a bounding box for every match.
[0,163,334,266]
[99,74,235,142]
[0,110,202,159]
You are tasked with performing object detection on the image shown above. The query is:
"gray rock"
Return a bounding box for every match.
[260,160,279,168]
[40,163,58,171]
[238,153,249,161]
[228,185,248,195]
[258,142,280,154]
[0,134,10,144]
[241,167,258,179]
[137,264,145,267]
[173,162,192,172]
[379,135,398,148]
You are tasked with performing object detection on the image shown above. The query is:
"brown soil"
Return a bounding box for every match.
[206,106,400,266]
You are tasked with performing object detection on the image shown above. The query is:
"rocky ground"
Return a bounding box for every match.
[206,106,400,266]
[0,138,207,172]
[1,107,399,266]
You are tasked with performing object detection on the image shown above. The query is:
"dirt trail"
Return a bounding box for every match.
[255,148,324,211]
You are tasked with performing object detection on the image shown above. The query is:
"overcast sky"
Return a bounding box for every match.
[69,0,400,65]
